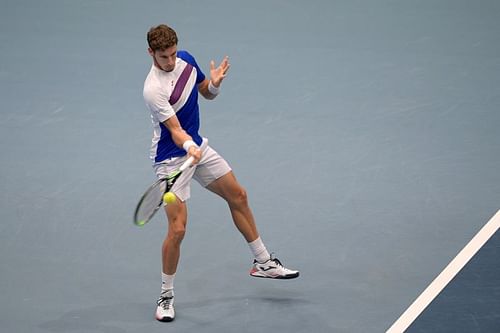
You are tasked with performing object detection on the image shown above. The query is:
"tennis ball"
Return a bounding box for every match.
[163,192,177,204]
[137,220,146,227]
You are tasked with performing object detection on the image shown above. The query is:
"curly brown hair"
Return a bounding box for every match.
[147,24,178,51]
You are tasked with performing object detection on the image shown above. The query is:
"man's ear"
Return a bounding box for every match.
[148,48,154,56]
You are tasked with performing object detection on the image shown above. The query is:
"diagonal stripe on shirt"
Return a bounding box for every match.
[169,63,194,105]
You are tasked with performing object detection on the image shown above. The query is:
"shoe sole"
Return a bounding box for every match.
[250,272,300,279]
[156,316,175,322]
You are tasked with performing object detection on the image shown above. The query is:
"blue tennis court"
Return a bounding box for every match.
[1,1,499,332]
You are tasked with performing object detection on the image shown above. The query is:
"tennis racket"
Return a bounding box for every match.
[133,156,194,226]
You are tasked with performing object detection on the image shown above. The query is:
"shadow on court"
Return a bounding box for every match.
[38,292,332,333]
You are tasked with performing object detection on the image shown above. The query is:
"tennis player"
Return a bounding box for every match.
[143,24,299,322]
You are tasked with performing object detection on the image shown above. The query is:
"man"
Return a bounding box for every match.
[143,24,299,322]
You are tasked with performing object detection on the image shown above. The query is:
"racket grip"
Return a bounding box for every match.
[179,156,195,172]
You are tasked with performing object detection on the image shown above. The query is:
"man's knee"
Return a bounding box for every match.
[229,187,248,207]
[167,222,186,244]
[166,203,187,243]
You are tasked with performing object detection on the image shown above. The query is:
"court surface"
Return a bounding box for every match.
[1,1,499,332]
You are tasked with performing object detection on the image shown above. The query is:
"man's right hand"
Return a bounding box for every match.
[187,145,202,165]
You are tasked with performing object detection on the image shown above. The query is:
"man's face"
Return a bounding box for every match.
[149,44,177,72]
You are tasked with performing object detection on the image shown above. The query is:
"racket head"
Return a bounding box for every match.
[133,178,167,226]
[133,170,184,226]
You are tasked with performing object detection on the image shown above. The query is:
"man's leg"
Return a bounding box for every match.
[156,198,187,322]
[163,200,187,274]
[206,171,258,242]
[206,171,299,279]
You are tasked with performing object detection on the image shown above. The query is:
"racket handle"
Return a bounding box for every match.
[179,156,195,172]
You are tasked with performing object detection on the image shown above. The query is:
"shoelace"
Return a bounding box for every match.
[157,295,173,309]
[271,257,283,267]
[254,254,284,268]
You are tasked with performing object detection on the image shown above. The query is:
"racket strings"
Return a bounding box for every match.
[133,167,186,225]
[136,180,166,222]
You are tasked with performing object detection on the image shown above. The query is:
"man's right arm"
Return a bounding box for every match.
[162,115,202,164]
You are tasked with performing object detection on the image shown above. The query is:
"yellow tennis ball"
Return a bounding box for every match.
[163,192,177,204]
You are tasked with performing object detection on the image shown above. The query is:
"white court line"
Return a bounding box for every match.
[386,209,500,333]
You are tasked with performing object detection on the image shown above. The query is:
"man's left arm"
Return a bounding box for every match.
[199,56,230,100]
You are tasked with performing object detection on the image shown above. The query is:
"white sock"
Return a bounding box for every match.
[248,237,271,263]
[161,272,175,293]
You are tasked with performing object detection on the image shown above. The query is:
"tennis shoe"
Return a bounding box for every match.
[250,256,299,279]
[156,289,175,322]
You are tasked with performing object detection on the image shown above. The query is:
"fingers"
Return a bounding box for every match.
[210,56,230,73]
[187,146,202,165]
[209,56,230,87]
[220,56,230,74]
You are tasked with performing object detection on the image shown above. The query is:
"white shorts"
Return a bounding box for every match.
[153,138,232,202]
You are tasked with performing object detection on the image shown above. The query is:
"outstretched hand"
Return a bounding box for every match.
[210,56,230,87]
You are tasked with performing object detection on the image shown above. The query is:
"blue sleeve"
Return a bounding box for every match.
[177,50,206,84]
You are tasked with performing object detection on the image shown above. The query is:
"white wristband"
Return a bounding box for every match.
[208,80,220,95]
[182,140,197,152]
